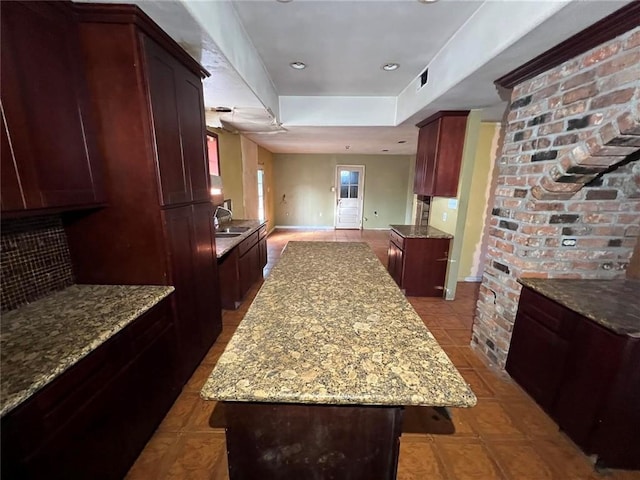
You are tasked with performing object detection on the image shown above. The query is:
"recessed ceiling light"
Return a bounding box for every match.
[382,63,399,72]
[277,0,293,2]
[417,0,439,3]
[397,140,407,144]
[290,61,306,70]
[382,149,389,152]
[214,106,232,113]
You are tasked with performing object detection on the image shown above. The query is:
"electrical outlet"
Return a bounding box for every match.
[561,237,577,247]
[442,212,448,221]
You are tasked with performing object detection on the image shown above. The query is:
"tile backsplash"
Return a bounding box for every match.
[1,215,74,312]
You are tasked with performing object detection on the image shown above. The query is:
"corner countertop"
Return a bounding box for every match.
[519,278,640,337]
[202,241,476,408]
[0,284,174,417]
[215,219,266,258]
[390,224,453,239]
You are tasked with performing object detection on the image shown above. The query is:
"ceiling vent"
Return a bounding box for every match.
[420,68,429,88]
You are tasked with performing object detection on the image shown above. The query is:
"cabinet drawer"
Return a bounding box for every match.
[517,287,576,338]
[127,300,172,351]
[238,231,259,257]
[258,224,267,240]
[389,229,405,250]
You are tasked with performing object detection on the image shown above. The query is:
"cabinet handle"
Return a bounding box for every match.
[435,286,444,290]
[436,258,448,262]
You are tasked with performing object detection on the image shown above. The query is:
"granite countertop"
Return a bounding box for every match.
[202,241,476,408]
[215,219,266,258]
[390,224,453,239]
[519,278,640,337]
[0,284,174,417]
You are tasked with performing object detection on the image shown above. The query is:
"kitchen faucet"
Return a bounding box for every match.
[213,206,233,228]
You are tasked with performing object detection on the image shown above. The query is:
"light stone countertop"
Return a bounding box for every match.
[215,219,266,258]
[390,224,453,239]
[201,241,476,407]
[0,284,174,417]
[519,278,640,336]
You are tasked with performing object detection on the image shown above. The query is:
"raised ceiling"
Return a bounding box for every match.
[76,0,632,155]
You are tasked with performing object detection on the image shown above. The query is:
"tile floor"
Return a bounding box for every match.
[126,229,640,480]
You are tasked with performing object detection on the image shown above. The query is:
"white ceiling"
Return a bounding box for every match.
[76,0,631,156]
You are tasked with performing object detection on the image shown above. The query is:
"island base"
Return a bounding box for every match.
[223,402,403,480]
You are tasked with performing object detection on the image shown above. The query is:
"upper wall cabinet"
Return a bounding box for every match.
[0,2,105,215]
[413,111,469,198]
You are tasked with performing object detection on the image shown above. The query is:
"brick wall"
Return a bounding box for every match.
[473,27,640,368]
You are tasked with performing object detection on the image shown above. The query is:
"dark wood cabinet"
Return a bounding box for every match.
[387,229,450,297]
[0,1,105,215]
[219,225,267,310]
[63,4,220,385]
[1,299,178,480]
[506,286,640,469]
[413,111,469,197]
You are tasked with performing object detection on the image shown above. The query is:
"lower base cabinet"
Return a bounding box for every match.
[219,225,267,310]
[387,230,450,297]
[1,298,180,480]
[506,287,640,469]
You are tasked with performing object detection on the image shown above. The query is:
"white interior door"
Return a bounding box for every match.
[335,165,364,229]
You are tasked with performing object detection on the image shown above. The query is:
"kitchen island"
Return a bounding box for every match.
[202,241,475,479]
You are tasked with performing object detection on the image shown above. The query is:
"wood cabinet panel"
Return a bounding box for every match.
[0,1,104,214]
[414,111,468,198]
[0,299,177,480]
[506,286,640,469]
[145,36,191,207]
[387,231,449,297]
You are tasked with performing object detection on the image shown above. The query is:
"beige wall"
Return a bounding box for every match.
[273,154,412,228]
[240,136,258,219]
[458,122,500,281]
[215,128,244,218]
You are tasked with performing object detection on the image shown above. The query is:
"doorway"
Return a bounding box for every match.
[335,165,364,229]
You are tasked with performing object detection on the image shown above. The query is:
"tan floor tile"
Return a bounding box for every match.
[442,406,479,438]
[467,399,527,440]
[502,399,560,439]
[435,438,505,480]
[462,347,491,369]
[156,391,200,433]
[447,328,473,346]
[216,325,237,344]
[200,342,227,367]
[164,432,227,480]
[185,398,222,433]
[397,437,447,480]
[474,368,528,400]
[534,436,596,479]
[458,368,496,399]
[487,440,557,480]
[125,433,178,479]
[442,345,474,369]
[429,328,455,346]
[184,362,217,393]
[437,314,469,329]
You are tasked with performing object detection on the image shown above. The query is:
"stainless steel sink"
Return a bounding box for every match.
[218,226,251,233]
[215,232,242,238]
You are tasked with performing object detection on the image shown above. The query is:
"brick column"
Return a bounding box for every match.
[472,28,640,368]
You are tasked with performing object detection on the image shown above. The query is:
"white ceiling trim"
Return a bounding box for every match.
[279,96,397,127]
[179,0,280,118]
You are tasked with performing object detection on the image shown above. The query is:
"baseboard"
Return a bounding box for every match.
[274,225,335,230]
[463,276,482,282]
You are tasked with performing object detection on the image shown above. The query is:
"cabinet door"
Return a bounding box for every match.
[239,243,259,300]
[506,310,569,412]
[258,237,268,271]
[177,70,210,203]
[552,319,626,450]
[163,206,200,382]
[145,36,209,206]
[387,241,403,288]
[145,37,191,206]
[1,2,105,212]
[1,107,25,210]
[413,122,438,195]
[191,202,223,350]
[433,115,468,197]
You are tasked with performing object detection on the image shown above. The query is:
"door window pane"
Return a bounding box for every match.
[350,171,359,184]
[340,186,349,198]
[340,171,350,185]
[350,185,358,198]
